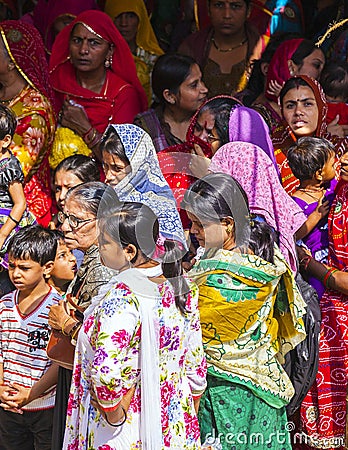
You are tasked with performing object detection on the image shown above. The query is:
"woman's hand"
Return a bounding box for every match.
[327,115,348,138]
[266,79,284,98]
[314,193,330,219]
[190,145,210,178]
[48,300,72,331]
[59,99,91,137]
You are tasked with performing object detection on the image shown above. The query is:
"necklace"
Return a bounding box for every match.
[298,187,323,202]
[211,36,247,53]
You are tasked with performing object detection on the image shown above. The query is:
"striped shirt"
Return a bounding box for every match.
[0,286,62,411]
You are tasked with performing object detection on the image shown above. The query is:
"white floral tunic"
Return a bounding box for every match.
[63,269,206,450]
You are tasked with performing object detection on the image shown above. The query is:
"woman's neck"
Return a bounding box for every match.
[212,28,247,49]
[76,68,107,93]
[0,74,27,102]
[163,105,193,141]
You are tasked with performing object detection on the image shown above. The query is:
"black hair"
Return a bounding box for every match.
[279,76,311,105]
[208,0,251,6]
[244,32,300,106]
[181,173,275,263]
[66,181,109,217]
[7,225,58,265]
[0,104,16,140]
[287,136,335,181]
[54,155,100,183]
[198,97,240,145]
[320,60,348,102]
[152,53,197,104]
[99,126,130,166]
[291,39,323,68]
[98,196,189,314]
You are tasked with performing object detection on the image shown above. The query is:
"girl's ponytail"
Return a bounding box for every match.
[162,239,189,315]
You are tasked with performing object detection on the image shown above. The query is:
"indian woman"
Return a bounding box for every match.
[182,172,306,450]
[0,20,56,226]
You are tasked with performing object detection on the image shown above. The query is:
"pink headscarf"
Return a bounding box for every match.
[209,141,306,272]
[265,38,304,103]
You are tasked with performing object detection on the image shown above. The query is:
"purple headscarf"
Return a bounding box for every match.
[229,106,280,176]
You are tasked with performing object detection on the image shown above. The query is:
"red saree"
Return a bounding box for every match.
[298,181,348,450]
[0,20,56,226]
[49,10,148,132]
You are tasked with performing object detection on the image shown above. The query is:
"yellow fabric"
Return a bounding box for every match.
[49,127,92,169]
[104,0,164,56]
[189,247,306,406]
[134,54,151,105]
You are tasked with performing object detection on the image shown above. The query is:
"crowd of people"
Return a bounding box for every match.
[0,0,346,449]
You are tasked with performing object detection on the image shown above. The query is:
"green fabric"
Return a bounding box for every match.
[199,375,292,450]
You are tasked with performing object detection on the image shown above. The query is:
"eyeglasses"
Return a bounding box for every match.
[57,211,96,229]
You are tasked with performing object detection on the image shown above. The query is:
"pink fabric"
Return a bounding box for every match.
[209,141,306,272]
[265,38,304,102]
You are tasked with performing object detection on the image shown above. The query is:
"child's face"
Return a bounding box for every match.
[8,256,52,292]
[98,231,130,271]
[320,152,336,183]
[50,241,77,285]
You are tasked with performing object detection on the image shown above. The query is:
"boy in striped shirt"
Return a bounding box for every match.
[0,225,62,450]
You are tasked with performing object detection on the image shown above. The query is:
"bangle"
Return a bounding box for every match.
[70,323,82,341]
[299,254,312,271]
[8,214,20,225]
[105,406,127,427]
[322,267,339,288]
[69,320,81,338]
[84,128,97,145]
[61,317,71,336]
[82,125,93,140]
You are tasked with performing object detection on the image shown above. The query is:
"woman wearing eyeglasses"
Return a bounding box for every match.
[48,181,117,450]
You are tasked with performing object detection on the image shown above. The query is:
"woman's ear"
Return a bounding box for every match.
[123,244,137,263]
[315,168,323,182]
[288,59,296,77]
[221,216,235,236]
[163,89,176,105]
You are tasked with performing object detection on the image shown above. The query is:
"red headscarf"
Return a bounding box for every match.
[272,75,347,194]
[0,20,56,108]
[32,0,100,54]
[265,38,303,103]
[49,10,148,127]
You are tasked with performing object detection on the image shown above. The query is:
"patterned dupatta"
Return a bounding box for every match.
[189,247,306,407]
[111,124,186,246]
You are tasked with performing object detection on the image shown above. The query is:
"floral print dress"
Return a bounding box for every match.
[63,268,206,450]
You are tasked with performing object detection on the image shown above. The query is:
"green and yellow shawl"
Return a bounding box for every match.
[189,247,306,408]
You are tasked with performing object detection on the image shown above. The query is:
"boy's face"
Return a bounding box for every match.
[50,242,77,284]
[8,257,53,292]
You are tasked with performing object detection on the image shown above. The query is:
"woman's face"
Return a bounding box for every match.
[102,151,131,186]
[173,64,208,113]
[292,48,325,80]
[282,85,319,137]
[69,24,112,73]
[114,12,139,45]
[194,109,221,154]
[188,212,229,249]
[208,1,249,37]
[54,169,83,211]
[340,153,348,182]
[61,197,98,252]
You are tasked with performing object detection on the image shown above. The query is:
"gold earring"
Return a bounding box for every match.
[226,225,232,235]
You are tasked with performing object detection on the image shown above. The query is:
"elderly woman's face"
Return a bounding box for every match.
[61,197,98,252]
[69,24,112,73]
[282,85,319,137]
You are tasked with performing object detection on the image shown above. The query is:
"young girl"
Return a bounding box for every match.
[63,196,207,449]
[0,105,35,294]
[287,136,337,297]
